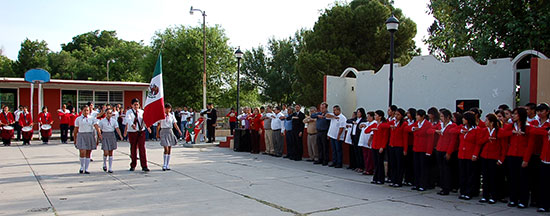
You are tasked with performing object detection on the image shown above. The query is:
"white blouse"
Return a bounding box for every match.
[98,117,118,132]
[160,113,177,129]
[75,115,98,133]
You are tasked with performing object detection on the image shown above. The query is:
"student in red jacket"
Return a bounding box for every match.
[403,108,417,186]
[499,107,535,208]
[530,111,550,212]
[457,111,483,200]
[367,110,390,184]
[69,107,77,142]
[58,104,71,144]
[19,106,33,145]
[0,105,15,146]
[388,108,407,187]
[478,114,508,204]
[408,109,434,191]
[433,109,459,195]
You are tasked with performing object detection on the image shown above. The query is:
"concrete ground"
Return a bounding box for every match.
[0,140,544,216]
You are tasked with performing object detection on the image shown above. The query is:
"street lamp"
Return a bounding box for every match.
[190,6,208,111]
[386,14,399,107]
[106,59,114,81]
[234,47,243,126]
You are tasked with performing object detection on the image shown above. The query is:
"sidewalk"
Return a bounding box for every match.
[0,140,539,216]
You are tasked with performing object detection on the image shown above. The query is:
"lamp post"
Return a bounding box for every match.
[385,14,399,107]
[106,59,114,81]
[190,6,207,111]
[234,47,243,125]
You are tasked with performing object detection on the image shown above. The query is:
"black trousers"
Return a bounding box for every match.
[69,126,75,141]
[285,130,294,158]
[348,143,357,168]
[404,145,414,184]
[372,148,385,183]
[539,162,550,210]
[354,145,364,169]
[413,152,430,189]
[507,156,530,205]
[436,151,452,192]
[60,124,69,143]
[495,159,508,200]
[528,155,541,205]
[317,131,329,165]
[390,146,405,186]
[207,123,215,142]
[291,130,303,160]
[481,158,498,199]
[229,122,237,135]
[458,159,478,197]
[15,123,21,141]
[450,152,460,191]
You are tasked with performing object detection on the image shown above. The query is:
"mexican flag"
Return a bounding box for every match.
[143,53,165,126]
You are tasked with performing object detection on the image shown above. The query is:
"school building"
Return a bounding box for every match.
[0,77,149,131]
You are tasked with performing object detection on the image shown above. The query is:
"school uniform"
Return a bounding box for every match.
[362,121,377,174]
[69,113,76,141]
[58,109,70,143]
[403,119,416,185]
[433,122,459,194]
[388,120,408,186]
[499,123,536,207]
[250,114,263,154]
[125,109,149,170]
[531,120,550,211]
[287,111,305,160]
[457,125,483,198]
[98,117,118,151]
[527,118,544,207]
[406,120,434,190]
[351,118,367,170]
[271,112,285,157]
[38,112,53,143]
[367,121,390,184]
[477,127,508,201]
[19,112,33,145]
[159,113,178,147]
[1,111,15,145]
[75,115,98,150]
[344,123,354,168]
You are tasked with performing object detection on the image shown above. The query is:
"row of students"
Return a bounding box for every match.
[0,105,54,145]
[347,103,550,213]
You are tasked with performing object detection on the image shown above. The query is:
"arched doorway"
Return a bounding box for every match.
[511,50,548,107]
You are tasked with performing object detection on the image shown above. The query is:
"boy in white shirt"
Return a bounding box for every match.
[326,105,347,168]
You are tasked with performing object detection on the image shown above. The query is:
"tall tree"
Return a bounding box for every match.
[295,0,419,106]
[14,39,50,76]
[426,0,550,63]
[0,49,16,77]
[147,25,244,109]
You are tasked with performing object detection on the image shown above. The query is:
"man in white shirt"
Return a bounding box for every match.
[262,106,275,155]
[14,105,23,141]
[180,106,190,137]
[326,105,347,168]
[124,98,150,172]
[271,106,285,157]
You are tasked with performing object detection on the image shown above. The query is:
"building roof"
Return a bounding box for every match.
[0,77,149,91]
[0,77,149,86]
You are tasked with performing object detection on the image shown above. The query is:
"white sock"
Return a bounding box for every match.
[103,156,107,167]
[163,154,167,168]
[84,158,90,172]
[79,158,85,171]
[108,156,113,171]
[166,155,171,169]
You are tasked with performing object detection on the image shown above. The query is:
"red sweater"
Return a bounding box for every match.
[529,119,545,155]
[529,121,550,162]
[407,120,435,154]
[0,111,14,125]
[249,114,263,131]
[58,110,71,124]
[69,113,77,126]
[478,127,508,161]
[367,122,391,150]
[499,123,536,162]
[389,121,408,152]
[433,122,459,154]
[458,126,483,160]
[19,112,33,126]
[38,112,53,124]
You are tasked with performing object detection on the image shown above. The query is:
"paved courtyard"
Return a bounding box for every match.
[0,140,542,216]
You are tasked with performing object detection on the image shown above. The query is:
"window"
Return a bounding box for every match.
[75,90,124,112]
[94,91,108,107]
[0,88,17,112]
[78,90,93,112]
[61,90,77,111]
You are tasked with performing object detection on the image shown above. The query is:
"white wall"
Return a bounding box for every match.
[328,55,515,116]
[325,75,356,117]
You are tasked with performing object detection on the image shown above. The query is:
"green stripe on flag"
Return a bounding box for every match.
[152,53,162,77]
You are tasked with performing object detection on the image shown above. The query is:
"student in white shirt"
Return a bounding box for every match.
[326,105,347,168]
[271,106,285,157]
[74,105,102,174]
[156,103,183,171]
[124,98,151,172]
[98,109,123,173]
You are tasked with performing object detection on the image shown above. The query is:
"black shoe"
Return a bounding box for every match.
[389,183,395,187]
[314,161,322,164]
[328,163,335,167]
[322,163,328,166]
[283,155,289,158]
[507,202,517,207]
[90,159,94,162]
[166,168,171,171]
[103,166,107,172]
[142,168,150,172]
[463,195,471,200]
[418,187,426,191]
[537,208,548,212]
[517,203,526,209]
[79,170,83,174]
[376,181,384,185]
[108,170,113,173]
[459,195,465,200]
[438,191,449,196]
[129,167,135,171]
[371,181,377,184]
[488,199,496,204]
[393,184,402,188]
[411,187,418,191]
[479,198,488,203]
[162,168,166,171]
[84,171,90,174]
[335,165,342,168]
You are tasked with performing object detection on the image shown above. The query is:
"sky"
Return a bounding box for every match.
[0,0,434,61]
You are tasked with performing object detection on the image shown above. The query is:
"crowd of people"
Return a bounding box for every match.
[233,102,550,213]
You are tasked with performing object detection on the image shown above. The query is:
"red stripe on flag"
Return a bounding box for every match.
[143,98,165,126]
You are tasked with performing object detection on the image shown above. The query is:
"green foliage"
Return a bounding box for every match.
[147,25,249,110]
[295,0,419,106]
[426,0,550,63]
[0,52,16,77]
[14,38,50,76]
